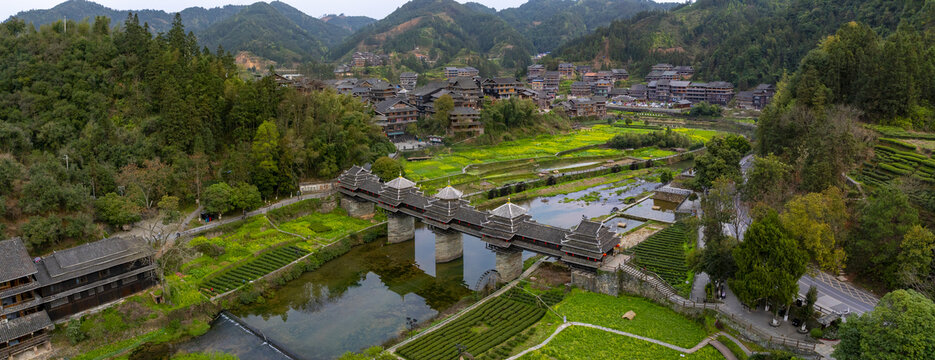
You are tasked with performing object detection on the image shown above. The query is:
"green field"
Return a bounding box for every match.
[553,290,711,348]
[200,245,309,295]
[406,125,717,181]
[166,209,374,306]
[397,288,563,360]
[518,326,724,360]
[629,224,694,294]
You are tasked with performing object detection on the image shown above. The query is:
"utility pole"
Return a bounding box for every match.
[64,16,66,33]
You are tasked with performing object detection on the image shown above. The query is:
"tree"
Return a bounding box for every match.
[849,185,919,286]
[0,155,22,196]
[157,195,180,225]
[743,154,792,209]
[371,156,405,181]
[691,235,738,287]
[94,192,142,227]
[700,176,736,242]
[230,183,262,213]
[116,159,169,209]
[834,290,935,360]
[779,187,848,272]
[203,182,233,215]
[429,94,454,135]
[730,209,807,313]
[251,121,282,197]
[693,134,749,189]
[896,225,935,291]
[659,169,673,184]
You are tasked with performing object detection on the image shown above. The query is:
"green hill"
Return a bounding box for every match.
[555,0,935,88]
[497,0,675,52]
[198,2,327,63]
[268,1,352,47]
[329,0,534,68]
[9,0,245,33]
[320,14,377,33]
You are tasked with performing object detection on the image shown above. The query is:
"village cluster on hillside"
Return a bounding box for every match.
[264,60,777,141]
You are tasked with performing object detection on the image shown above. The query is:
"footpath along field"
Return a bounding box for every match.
[516,290,723,359]
[405,124,718,181]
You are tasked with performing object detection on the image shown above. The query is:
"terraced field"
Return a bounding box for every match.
[200,245,309,296]
[629,224,692,292]
[398,288,563,360]
[856,145,935,187]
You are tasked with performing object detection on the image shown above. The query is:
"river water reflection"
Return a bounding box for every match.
[181,166,678,359]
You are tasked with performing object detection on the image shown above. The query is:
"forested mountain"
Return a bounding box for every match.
[496,0,675,52]
[198,2,328,63]
[329,0,534,68]
[10,0,245,33]
[0,16,392,254]
[268,1,352,47]
[321,14,377,32]
[11,0,354,64]
[554,0,935,88]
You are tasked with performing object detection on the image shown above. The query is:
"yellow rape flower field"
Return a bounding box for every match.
[405,125,718,181]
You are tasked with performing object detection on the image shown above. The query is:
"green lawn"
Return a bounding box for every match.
[553,290,711,348]
[519,326,724,360]
[406,125,718,181]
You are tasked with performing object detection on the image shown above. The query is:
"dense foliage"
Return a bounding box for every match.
[607,128,692,150]
[730,208,808,309]
[555,0,934,88]
[834,289,935,360]
[0,16,391,253]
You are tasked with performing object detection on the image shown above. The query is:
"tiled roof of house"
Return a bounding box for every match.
[35,236,153,285]
[0,311,52,343]
[0,238,37,283]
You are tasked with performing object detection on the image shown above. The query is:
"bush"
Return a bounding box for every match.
[66,319,87,345]
[809,327,823,339]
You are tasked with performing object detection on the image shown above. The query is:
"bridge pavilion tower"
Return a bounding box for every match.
[379,176,418,243]
[423,185,470,262]
[337,165,379,218]
[481,201,530,281]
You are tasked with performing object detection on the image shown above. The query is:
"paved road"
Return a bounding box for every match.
[798,272,878,315]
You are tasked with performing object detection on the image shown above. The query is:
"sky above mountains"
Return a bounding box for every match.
[4,0,681,22]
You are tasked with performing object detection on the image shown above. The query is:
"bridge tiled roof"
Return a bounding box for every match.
[561,219,617,259]
[516,222,568,245]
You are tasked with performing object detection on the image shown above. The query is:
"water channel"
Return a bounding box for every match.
[180,162,692,359]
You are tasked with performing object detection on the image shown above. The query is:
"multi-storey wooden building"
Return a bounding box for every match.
[527,64,545,78]
[399,72,418,91]
[375,97,418,137]
[558,63,575,79]
[0,236,155,359]
[449,107,483,136]
[482,78,521,99]
[571,81,592,97]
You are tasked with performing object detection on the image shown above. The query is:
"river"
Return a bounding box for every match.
[179,163,687,359]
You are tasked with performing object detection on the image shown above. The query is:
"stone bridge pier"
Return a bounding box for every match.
[495,249,523,282]
[387,213,415,244]
[341,196,374,219]
[433,228,463,263]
